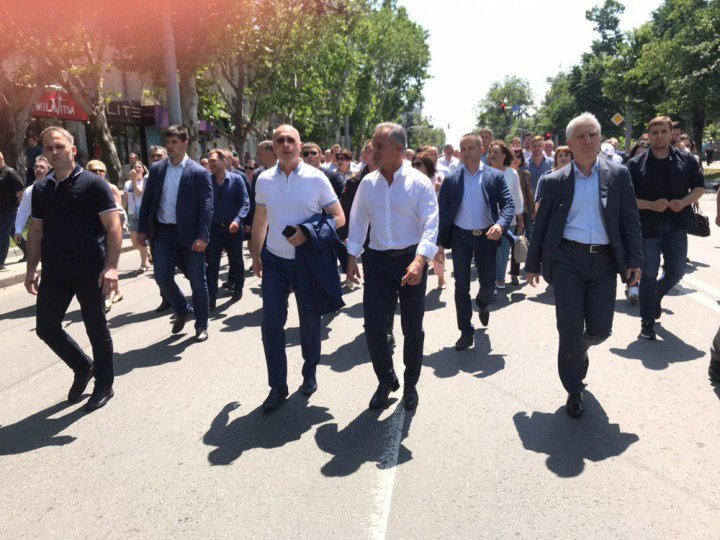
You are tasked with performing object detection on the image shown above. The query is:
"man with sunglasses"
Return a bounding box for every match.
[251,125,345,412]
[302,142,345,198]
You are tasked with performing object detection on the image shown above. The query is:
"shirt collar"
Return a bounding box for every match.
[462,161,484,177]
[168,154,190,169]
[572,159,599,179]
[46,164,83,184]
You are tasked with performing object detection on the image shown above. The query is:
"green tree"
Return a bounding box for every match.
[475,76,534,141]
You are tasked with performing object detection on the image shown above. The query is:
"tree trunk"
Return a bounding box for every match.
[0,83,45,176]
[691,105,705,161]
[231,54,247,157]
[179,68,200,159]
[89,107,123,185]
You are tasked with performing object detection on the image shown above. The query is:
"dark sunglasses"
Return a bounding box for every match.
[336,155,350,161]
[89,168,106,174]
[274,136,296,145]
[411,161,423,168]
[302,151,319,157]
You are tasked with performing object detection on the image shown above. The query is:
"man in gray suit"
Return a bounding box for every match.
[526,112,643,418]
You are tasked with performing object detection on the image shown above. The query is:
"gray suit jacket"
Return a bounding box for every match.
[525,158,643,284]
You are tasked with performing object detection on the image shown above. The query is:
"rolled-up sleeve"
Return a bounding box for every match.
[415,178,439,259]
[347,180,370,258]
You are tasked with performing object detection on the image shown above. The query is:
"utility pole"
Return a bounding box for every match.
[625,103,633,153]
[162,0,182,125]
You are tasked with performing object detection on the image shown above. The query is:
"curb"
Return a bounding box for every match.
[1,243,136,290]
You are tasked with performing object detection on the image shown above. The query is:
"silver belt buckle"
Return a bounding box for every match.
[589,244,600,253]
[472,228,484,237]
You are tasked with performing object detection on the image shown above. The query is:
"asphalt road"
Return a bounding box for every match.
[1,193,718,538]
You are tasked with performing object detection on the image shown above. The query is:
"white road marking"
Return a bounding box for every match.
[368,405,406,540]
[680,275,720,314]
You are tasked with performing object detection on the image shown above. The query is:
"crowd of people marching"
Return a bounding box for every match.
[2,112,718,418]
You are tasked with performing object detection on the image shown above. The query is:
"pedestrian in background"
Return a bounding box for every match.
[0,151,25,270]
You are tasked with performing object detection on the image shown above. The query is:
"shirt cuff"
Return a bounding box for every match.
[416,241,438,260]
[346,241,363,258]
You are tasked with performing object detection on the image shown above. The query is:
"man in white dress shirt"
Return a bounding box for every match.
[438,144,460,174]
[347,122,439,411]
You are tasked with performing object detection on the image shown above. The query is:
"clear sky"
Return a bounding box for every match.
[398,0,663,145]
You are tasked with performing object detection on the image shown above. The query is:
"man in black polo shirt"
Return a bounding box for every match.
[25,126,122,412]
[628,116,705,341]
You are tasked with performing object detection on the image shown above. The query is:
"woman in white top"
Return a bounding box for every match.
[412,151,446,289]
[123,160,150,273]
[487,141,524,290]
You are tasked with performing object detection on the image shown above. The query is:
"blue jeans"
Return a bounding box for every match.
[0,208,16,265]
[495,236,512,283]
[260,248,321,389]
[153,224,209,330]
[205,224,244,301]
[639,223,688,325]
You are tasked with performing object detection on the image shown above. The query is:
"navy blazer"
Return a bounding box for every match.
[525,159,643,284]
[138,157,213,248]
[437,165,515,248]
[297,213,345,316]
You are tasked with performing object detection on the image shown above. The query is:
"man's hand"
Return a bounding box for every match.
[433,248,445,264]
[252,256,263,278]
[98,267,119,296]
[346,256,362,285]
[192,239,208,252]
[668,199,684,213]
[486,224,503,241]
[244,225,251,235]
[287,228,307,247]
[651,198,669,212]
[25,271,39,295]
[401,255,425,286]
[14,233,23,244]
[137,232,147,244]
[626,267,642,286]
[526,272,540,287]
[229,222,240,234]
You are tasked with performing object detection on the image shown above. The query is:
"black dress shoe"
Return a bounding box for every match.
[454,332,474,351]
[195,329,209,342]
[403,387,419,410]
[155,299,172,313]
[231,288,243,301]
[222,281,235,290]
[709,359,720,384]
[369,378,400,410]
[565,392,584,418]
[171,308,192,334]
[262,386,289,412]
[85,386,114,412]
[479,306,490,327]
[68,365,94,403]
[301,376,317,396]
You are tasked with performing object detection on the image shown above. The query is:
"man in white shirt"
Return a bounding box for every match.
[544,139,556,160]
[251,125,345,412]
[438,144,460,174]
[14,156,50,261]
[347,122,439,411]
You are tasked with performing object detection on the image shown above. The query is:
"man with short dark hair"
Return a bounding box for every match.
[205,149,249,310]
[14,156,50,262]
[25,135,43,186]
[526,136,553,195]
[628,116,705,340]
[522,133,533,162]
[221,148,253,292]
[302,142,344,197]
[122,152,139,182]
[0,151,25,269]
[138,125,214,342]
[26,126,122,411]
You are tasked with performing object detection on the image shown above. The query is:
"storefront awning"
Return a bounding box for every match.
[32,89,88,121]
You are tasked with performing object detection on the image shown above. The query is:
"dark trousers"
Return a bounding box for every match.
[205,224,244,301]
[706,150,714,166]
[153,224,209,330]
[639,223,687,325]
[0,208,16,265]
[451,227,499,334]
[36,275,114,388]
[363,248,427,388]
[551,242,617,394]
[260,248,321,389]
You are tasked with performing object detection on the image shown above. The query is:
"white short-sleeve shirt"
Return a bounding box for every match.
[255,161,338,260]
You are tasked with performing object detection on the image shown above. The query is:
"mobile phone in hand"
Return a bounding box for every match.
[282,225,296,238]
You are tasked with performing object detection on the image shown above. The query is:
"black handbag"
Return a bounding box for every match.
[689,206,711,237]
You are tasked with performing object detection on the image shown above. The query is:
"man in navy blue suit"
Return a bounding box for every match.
[526,113,642,418]
[437,132,515,352]
[138,125,213,342]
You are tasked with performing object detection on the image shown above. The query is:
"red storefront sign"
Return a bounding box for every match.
[33,90,88,121]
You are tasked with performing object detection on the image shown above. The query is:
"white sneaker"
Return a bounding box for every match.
[627,286,639,304]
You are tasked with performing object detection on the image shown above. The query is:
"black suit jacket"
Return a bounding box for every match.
[138,157,213,248]
[525,159,643,284]
[437,165,515,248]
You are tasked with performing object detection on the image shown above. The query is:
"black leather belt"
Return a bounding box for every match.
[562,239,611,253]
[368,245,418,257]
[455,225,491,237]
[157,222,177,229]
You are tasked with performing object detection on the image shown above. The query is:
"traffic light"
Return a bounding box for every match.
[500,102,507,113]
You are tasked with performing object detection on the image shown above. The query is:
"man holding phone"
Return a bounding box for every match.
[251,125,345,412]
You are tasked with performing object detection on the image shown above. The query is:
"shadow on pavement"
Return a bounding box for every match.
[684,259,710,275]
[321,333,369,373]
[0,400,87,455]
[115,334,194,376]
[220,307,263,332]
[203,395,333,466]
[609,325,705,370]
[108,308,166,329]
[513,391,639,478]
[315,404,414,477]
[1,304,38,320]
[425,288,447,312]
[425,331,505,379]
[527,285,555,306]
